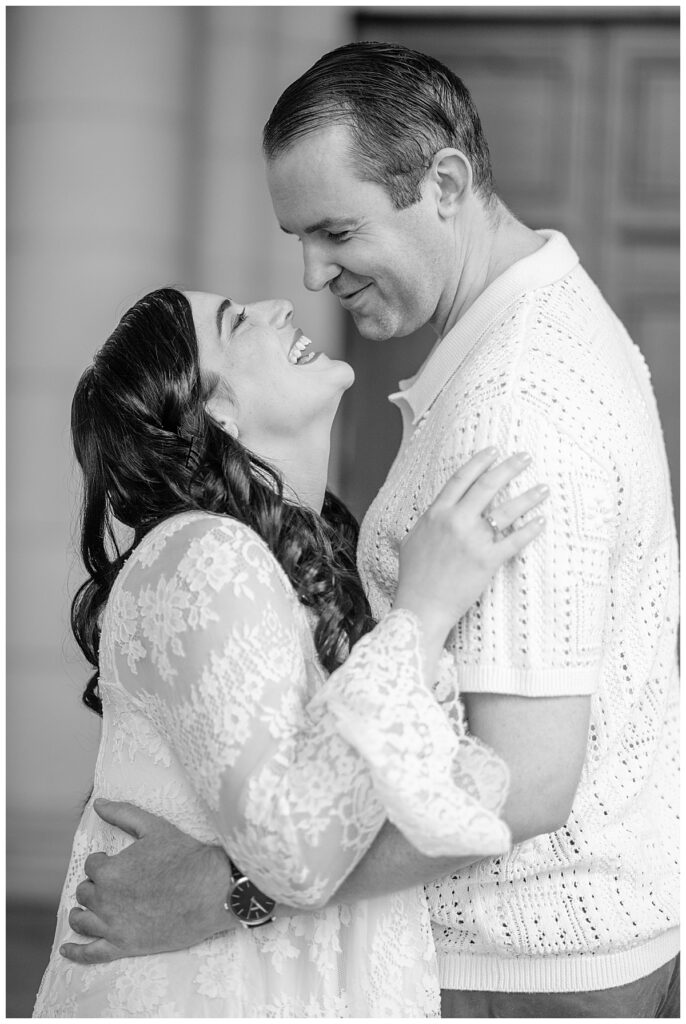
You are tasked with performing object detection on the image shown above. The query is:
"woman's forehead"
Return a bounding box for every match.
[184,290,229,330]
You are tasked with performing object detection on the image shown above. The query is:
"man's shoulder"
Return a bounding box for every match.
[419,285,639,469]
[445,265,632,403]
[528,262,618,336]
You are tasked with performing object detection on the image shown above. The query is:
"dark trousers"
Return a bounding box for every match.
[441,954,680,1018]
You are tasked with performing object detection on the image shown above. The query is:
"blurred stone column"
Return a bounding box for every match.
[7,6,203,900]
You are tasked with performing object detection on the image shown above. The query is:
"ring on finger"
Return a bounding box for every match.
[482,511,502,541]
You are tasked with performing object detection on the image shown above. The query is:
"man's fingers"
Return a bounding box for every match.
[59,938,124,965]
[83,851,108,880]
[75,879,97,910]
[93,798,162,838]
[68,906,107,939]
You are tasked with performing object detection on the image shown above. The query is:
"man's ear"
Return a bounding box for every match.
[430,148,473,218]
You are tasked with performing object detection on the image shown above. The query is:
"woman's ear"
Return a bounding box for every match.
[430,148,473,218]
[205,395,240,439]
[212,416,240,440]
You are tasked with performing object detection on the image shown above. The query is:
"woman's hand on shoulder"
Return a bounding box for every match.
[394,448,548,646]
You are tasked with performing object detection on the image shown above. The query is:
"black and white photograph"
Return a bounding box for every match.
[7,4,680,1018]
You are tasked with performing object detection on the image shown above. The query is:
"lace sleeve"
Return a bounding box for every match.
[113,514,509,909]
[313,609,511,858]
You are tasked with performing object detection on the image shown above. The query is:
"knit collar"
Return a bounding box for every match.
[389,229,579,426]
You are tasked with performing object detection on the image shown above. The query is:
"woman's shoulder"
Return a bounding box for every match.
[124,511,289,594]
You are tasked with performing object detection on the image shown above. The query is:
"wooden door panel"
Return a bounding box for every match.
[609,237,680,515]
[381,24,594,235]
[600,27,680,516]
[605,27,679,220]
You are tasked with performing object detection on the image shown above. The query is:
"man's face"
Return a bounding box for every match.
[266,125,449,341]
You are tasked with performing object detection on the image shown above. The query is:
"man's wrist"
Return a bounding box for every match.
[203,845,237,936]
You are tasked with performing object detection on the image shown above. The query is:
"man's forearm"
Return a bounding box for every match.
[326,820,482,905]
[201,820,479,927]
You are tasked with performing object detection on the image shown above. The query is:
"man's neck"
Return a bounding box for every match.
[435,200,545,340]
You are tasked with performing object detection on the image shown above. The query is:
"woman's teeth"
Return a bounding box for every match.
[288,335,316,364]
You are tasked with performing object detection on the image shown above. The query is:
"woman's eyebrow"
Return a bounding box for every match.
[215,298,231,336]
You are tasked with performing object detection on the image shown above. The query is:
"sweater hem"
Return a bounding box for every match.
[438,928,680,993]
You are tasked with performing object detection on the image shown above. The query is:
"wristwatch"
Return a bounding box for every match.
[224,858,276,929]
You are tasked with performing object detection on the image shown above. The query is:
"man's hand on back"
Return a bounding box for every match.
[60,799,235,964]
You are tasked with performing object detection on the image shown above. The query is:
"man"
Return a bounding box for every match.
[63,42,679,1017]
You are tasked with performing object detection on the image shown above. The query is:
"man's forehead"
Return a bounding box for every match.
[268,123,355,168]
[266,128,372,229]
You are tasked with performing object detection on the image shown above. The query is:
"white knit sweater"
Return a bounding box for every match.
[358,231,679,993]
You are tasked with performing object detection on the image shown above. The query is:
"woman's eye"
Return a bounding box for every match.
[234,307,247,328]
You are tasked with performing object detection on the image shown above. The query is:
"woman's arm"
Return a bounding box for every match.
[116,516,510,908]
[62,453,547,960]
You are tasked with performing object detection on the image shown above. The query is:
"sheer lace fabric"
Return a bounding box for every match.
[35,511,509,1018]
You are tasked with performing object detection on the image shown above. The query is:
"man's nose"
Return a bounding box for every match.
[302,242,341,293]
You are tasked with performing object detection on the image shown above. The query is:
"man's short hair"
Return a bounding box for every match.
[263,40,495,210]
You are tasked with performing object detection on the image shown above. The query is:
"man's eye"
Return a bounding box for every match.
[326,231,351,243]
[234,307,247,328]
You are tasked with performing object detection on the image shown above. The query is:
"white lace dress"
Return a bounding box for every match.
[34,511,510,1018]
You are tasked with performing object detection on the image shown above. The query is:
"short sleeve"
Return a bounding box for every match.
[445,401,616,697]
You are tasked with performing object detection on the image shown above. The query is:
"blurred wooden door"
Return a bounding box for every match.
[340,12,679,520]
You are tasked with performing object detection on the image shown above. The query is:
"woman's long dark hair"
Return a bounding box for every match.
[71,287,374,715]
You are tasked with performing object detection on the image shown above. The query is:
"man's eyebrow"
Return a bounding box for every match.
[215,298,231,336]
[280,219,354,236]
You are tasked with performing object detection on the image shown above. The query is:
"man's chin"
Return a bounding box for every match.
[350,309,398,342]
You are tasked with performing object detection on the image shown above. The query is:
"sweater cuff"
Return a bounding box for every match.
[457,665,600,697]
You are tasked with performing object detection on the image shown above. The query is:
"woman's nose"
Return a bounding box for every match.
[250,299,293,328]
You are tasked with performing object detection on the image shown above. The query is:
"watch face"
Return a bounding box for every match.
[230,877,276,925]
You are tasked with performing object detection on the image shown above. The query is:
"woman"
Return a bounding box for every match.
[34,287,546,1017]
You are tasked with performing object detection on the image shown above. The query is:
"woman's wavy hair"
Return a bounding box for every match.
[71,287,374,716]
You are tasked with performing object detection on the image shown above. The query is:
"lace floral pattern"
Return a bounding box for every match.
[35,511,510,1017]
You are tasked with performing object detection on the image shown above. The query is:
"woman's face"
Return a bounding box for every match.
[184,290,354,448]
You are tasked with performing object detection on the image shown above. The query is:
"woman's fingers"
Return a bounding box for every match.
[459,452,534,513]
[432,448,499,506]
[490,484,549,532]
[499,514,546,558]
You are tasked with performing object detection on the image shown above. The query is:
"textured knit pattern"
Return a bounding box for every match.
[34,512,511,1018]
[358,231,680,993]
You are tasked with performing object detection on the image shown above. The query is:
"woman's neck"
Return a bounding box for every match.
[248,429,331,514]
